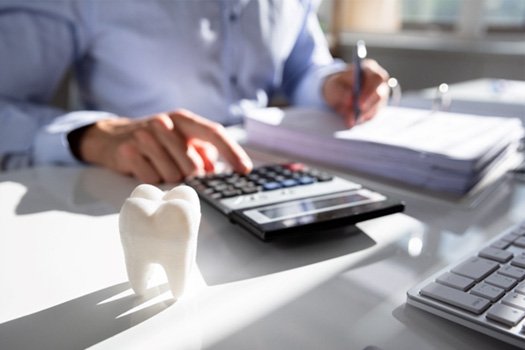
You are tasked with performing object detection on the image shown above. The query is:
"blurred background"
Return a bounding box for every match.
[317,0,525,91]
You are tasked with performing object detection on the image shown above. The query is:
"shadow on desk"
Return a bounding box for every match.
[197,202,380,285]
[0,282,173,350]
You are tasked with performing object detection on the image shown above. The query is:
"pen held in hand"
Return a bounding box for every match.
[353,40,367,124]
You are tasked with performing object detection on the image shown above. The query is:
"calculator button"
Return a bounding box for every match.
[256,178,268,185]
[241,187,259,195]
[280,179,298,187]
[210,192,222,200]
[298,176,316,185]
[317,175,333,182]
[220,189,242,198]
[202,188,215,195]
[225,177,241,184]
[206,179,224,187]
[262,182,282,191]
[212,184,229,192]
[284,163,306,171]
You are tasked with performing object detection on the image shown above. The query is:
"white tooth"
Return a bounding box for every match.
[119,184,201,299]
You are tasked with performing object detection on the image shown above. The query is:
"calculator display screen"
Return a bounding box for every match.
[258,193,368,220]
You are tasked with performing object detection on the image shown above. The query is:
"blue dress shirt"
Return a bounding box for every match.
[0,0,345,169]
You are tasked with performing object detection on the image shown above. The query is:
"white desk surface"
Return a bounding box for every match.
[1,146,524,350]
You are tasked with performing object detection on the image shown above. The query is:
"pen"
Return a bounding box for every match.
[353,40,367,124]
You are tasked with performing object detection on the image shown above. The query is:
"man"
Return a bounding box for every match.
[0,0,389,183]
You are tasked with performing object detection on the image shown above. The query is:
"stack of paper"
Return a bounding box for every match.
[244,106,523,195]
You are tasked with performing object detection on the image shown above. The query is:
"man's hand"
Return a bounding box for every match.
[77,109,253,183]
[322,59,390,127]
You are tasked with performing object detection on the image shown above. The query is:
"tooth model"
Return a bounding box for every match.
[119,184,201,299]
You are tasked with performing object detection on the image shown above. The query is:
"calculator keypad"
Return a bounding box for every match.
[186,163,333,200]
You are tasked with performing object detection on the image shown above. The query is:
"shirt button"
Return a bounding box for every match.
[230,76,238,85]
[229,12,238,22]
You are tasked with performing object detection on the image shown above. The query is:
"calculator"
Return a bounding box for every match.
[186,163,404,240]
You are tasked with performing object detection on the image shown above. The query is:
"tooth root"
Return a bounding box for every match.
[160,257,189,299]
[155,200,198,299]
[125,256,153,296]
[119,184,201,299]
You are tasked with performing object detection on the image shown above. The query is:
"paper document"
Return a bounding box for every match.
[244,106,523,194]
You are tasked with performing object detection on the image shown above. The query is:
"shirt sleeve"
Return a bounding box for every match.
[0,100,114,170]
[0,5,114,170]
[281,0,346,110]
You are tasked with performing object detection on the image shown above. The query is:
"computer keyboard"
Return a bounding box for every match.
[407,221,525,348]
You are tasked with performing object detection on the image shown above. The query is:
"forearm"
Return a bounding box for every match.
[282,0,345,110]
[0,98,117,171]
[0,99,63,170]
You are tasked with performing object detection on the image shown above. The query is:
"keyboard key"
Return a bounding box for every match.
[511,254,525,269]
[420,282,490,314]
[486,303,525,327]
[436,272,475,291]
[515,281,525,295]
[498,265,525,280]
[407,220,525,348]
[491,239,511,250]
[451,257,499,281]
[479,247,513,263]
[485,272,517,291]
[515,237,525,248]
[503,293,525,311]
[470,283,505,302]
[503,233,521,243]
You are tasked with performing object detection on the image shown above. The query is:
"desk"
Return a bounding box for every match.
[1,145,524,350]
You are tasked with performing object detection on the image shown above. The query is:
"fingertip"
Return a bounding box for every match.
[345,115,355,128]
[239,156,253,174]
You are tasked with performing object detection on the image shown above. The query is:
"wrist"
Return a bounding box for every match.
[67,123,94,162]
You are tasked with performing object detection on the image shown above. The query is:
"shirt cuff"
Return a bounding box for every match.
[291,59,347,111]
[33,111,117,166]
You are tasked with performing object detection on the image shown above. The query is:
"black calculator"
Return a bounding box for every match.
[186,163,404,241]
